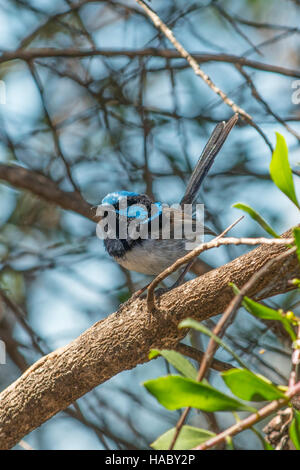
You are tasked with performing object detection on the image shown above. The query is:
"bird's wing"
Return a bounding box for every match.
[153,207,215,240]
[180,113,238,206]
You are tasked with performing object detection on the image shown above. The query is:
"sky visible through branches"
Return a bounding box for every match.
[0,0,299,450]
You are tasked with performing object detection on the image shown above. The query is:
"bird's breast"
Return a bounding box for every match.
[109,238,188,275]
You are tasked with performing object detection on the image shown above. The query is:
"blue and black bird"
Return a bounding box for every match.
[98,114,238,276]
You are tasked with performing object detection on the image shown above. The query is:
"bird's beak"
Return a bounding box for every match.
[95,204,115,221]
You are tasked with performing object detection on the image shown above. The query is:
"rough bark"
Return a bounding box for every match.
[0,228,298,449]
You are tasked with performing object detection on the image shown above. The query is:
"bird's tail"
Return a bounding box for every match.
[180,113,238,206]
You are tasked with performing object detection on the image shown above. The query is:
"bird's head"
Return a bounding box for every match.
[98,190,163,234]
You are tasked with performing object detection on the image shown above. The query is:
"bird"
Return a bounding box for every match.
[97,114,238,277]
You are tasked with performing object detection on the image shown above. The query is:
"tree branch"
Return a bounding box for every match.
[0,163,95,221]
[0,226,298,449]
[174,343,233,372]
[0,48,299,78]
[135,0,250,120]
[195,380,300,450]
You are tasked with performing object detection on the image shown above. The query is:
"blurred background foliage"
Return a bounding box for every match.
[0,0,299,450]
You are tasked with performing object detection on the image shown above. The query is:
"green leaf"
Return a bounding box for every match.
[151,425,215,450]
[144,375,256,412]
[294,227,300,264]
[262,440,274,451]
[270,133,300,209]
[179,318,248,369]
[221,369,286,402]
[251,427,274,450]
[244,297,296,341]
[231,284,296,341]
[149,349,197,380]
[289,410,300,450]
[225,436,234,450]
[232,203,279,238]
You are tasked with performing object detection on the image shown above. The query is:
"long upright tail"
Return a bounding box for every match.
[180,113,238,206]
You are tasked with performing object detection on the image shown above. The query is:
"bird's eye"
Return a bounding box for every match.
[127,205,148,219]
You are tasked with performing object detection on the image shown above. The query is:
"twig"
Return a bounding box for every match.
[18,440,35,451]
[237,65,300,141]
[0,225,298,449]
[0,288,46,356]
[262,317,300,448]
[1,48,299,77]
[27,62,80,193]
[195,247,296,382]
[174,343,233,372]
[263,408,293,449]
[0,164,94,220]
[195,381,300,450]
[289,323,300,388]
[147,235,294,312]
[212,3,263,56]
[230,14,300,33]
[135,0,251,121]
[146,217,243,312]
[169,246,296,450]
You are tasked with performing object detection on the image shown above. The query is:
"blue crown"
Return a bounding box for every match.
[101,191,139,206]
[101,191,163,223]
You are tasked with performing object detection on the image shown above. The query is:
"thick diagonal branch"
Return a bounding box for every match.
[0,227,298,449]
[0,164,95,220]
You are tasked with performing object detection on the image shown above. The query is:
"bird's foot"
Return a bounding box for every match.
[130,283,149,301]
[131,284,168,301]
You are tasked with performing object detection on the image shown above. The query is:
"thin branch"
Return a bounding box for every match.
[135,0,250,120]
[237,65,300,141]
[195,247,297,382]
[289,323,300,388]
[147,236,294,312]
[212,3,263,56]
[0,164,94,220]
[134,1,275,151]
[195,380,300,450]
[17,440,35,451]
[0,226,298,449]
[169,246,296,450]
[0,288,46,356]
[27,62,80,192]
[0,48,299,78]
[231,14,300,33]
[174,343,233,372]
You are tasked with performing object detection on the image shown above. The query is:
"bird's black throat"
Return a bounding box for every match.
[103,194,153,258]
